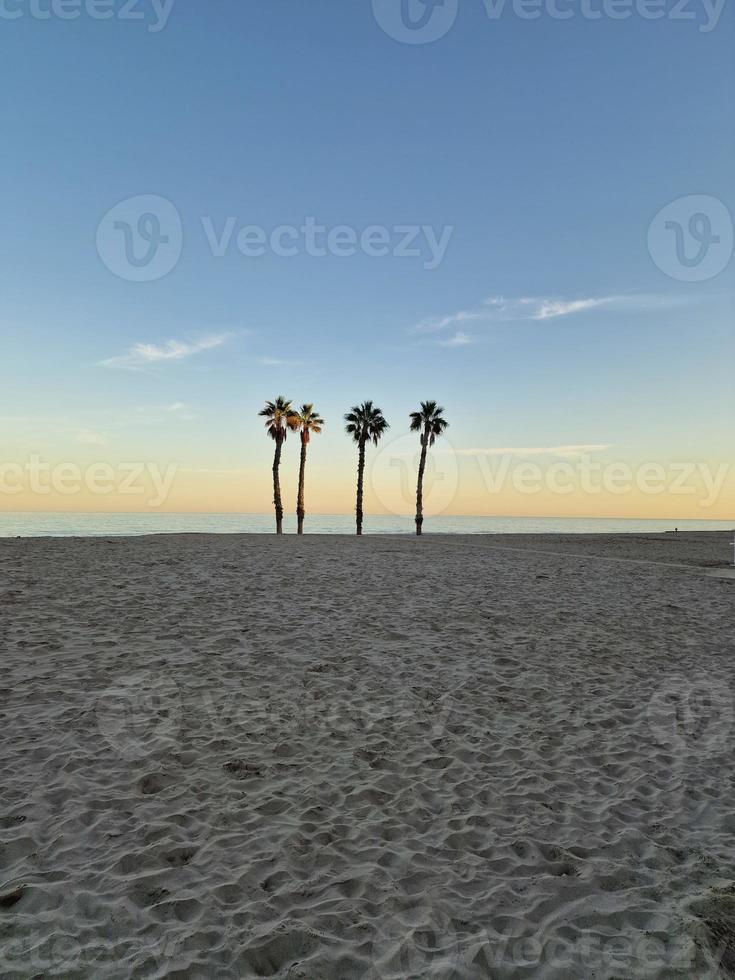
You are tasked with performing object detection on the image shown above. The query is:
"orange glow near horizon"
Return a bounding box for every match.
[2,452,733,521]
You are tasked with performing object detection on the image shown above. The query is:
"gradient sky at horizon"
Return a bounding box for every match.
[2,0,734,518]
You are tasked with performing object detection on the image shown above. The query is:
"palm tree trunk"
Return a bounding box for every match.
[415,429,428,536]
[296,435,307,535]
[272,434,284,534]
[355,438,366,535]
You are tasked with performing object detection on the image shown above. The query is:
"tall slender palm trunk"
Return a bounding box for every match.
[415,428,429,536]
[296,435,307,535]
[272,435,284,534]
[355,437,366,535]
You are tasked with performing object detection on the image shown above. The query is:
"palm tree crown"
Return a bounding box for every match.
[409,400,448,446]
[259,396,299,441]
[410,400,448,536]
[294,403,324,535]
[295,403,325,442]
[344,400,389,445]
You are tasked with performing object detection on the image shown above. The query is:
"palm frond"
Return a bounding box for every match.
[292,402,325,442]
[344,401,389,444]
[259,396,298,440]
[410,401,449,446]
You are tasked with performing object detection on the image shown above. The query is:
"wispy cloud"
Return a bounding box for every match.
[415,309,488,335]
[258,356,302,367]
[438,331,473,348]
[162,402,199,421]
[394,443,613,460]
[413,293,674,335]
[100,334,230,370]
[75,430,108,446]
[1,404,201,445]
[484,295,618,320]
[451,443,612,458]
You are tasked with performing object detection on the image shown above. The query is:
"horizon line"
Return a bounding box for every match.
[1,509,732,523]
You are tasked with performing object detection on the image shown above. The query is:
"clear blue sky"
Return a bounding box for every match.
[2,0,734,514]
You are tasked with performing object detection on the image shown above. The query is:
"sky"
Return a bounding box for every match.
[1,0,734,519]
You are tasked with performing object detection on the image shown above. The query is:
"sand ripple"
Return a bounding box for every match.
[1,533,733,977]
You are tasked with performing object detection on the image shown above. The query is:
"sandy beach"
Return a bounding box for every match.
[1,531,734,978]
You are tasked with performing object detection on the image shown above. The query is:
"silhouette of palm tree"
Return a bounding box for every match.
[294,403,324,535]
[258,396,299,534]
[344,401,389,536]
[409,401,449,536]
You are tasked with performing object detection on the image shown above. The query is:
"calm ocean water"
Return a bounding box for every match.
[0,512,732,537]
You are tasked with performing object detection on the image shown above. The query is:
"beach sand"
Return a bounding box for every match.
[1,531,734,978]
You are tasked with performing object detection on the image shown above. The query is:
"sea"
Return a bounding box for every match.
[0,513,732,537]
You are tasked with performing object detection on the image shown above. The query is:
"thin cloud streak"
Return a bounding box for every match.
[414,309,489,335]
[451,444,612,457]
[75,430,108,446]
[395,443,613,460]
[438,331,473,347]
[413,292,680,335]
[100,334,230,370]
[258,357,303,367]
[163,402,199,421]
[486,296,617,320]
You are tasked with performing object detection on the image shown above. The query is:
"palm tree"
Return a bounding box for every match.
[294,403,325,534]
[344,401,389,536]
[258,396,299,534]
[409,401,449,536]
